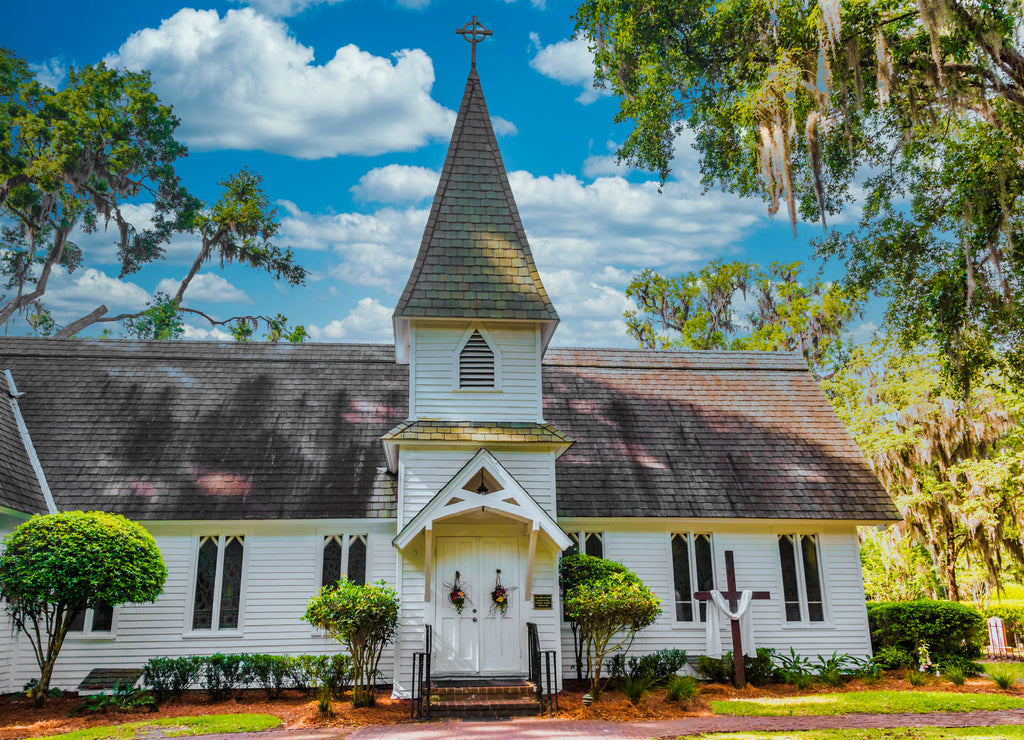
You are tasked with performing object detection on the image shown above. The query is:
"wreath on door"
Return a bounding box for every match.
[444,571,469,614]
[489,569,517,616]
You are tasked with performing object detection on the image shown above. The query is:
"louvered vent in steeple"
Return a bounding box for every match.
[460,331,495,388]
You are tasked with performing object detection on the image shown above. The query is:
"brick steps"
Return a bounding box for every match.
[427,679,540,718]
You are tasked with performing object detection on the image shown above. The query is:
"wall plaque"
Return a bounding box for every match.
[533,594,552,610]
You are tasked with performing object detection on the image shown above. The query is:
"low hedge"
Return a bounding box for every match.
[143,653,350,702]
[867,600,984,664]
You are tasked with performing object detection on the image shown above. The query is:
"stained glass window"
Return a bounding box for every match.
[347,535,367,586]
[322,536,343,588]
[192,536,218,630]
[801,535,824,622]
[778,535,801,621]
[671,534,693,621]
[219,537,244,629]
[779,534,824,622]
[694,534,714,622]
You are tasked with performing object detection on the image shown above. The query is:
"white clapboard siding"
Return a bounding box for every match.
[400,449,557,524]
[560,524,872,673]
[411,321,542,421]
[6,524,397,692]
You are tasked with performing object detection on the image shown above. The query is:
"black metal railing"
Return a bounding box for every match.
[411,624,432,719]
[526,621,558,715]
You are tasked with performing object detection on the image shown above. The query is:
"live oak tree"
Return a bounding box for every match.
[0,50,306,339]
[0,512,166,706]
[823,338,1024,601]
[625,259,862,378]
[575,0,1024,394]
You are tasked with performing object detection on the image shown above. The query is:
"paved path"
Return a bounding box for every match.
[202,707,1024,740]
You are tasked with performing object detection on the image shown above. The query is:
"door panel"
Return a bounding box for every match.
[434,536,521,675]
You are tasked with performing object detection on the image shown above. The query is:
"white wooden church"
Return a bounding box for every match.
[0,51,897,698]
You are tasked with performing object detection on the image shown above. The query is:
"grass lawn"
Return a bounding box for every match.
[709,690,1024,716]
[695,729,1024,739]
[24,713,282,740]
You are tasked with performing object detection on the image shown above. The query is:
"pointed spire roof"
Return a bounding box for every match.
[394,69,559,330]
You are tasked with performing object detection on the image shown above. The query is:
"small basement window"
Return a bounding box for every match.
[459,330,495,389]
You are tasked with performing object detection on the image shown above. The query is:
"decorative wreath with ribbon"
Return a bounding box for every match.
[445,571,468,614]
[490,569,517,616]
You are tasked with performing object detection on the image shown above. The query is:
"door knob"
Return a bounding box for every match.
[472,617,477,622]
[473,609,477,613]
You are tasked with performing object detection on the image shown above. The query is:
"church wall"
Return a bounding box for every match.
[410,320,542,422]
[5,520,398,692]
[399,448,556,527]
[558,520,872,673]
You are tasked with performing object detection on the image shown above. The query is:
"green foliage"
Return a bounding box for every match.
[984,606,1024,646]
[563,570,661,697]
[620,670,657,705]
[872,646,916,670]
[665,674,699,704]
[907,668,928,686]
[944,666,967,686]
[697,649,780,686]
[0,512,166,705]
[201,653,251,701]
[859,528,940,602]
[607,649,688,683]
[142,657,203,702]
[0,50,306,339]
[304,578,398,707]
[70,683,156,716]
[244,654,293,699]
[990,666,1018,689]
[559,553,632,681]
[868,600,985,664]
[625,260,862,377]
[574,0,1024,393]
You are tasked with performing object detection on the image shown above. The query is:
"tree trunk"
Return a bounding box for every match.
[33,656,56,707]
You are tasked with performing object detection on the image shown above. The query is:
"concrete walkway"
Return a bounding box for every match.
[202,707,1024,739]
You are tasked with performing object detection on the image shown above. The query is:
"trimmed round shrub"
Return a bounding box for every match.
[867,600,984,663]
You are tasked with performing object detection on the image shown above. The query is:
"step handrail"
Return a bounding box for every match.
[526,621,558,715]
[411,624,432,719]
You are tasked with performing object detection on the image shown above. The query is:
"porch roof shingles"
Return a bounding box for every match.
[383,420,572,445]
[543,348,897,521]
[0,380,48,515]
[0,339,895,522]
[0,339,405,520]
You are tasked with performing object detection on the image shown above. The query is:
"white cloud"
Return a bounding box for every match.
[183,324,235,340]
[528,33,608,105]
[351,165,439,204]
[42,267,151,322]
[308,297,393,341]
[107,8,455,158]
[277,200,426,291]
[155,273,250,303]
[30,57,66,88]
[235,0,344,18]
[492,117,518,136]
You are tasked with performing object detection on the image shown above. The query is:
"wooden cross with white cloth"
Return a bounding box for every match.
[694,550,771,687]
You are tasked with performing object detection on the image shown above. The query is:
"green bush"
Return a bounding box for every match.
[620,671,656,705]
[304,578,399,707]
[607,649,688,682]
[944,665,966,686]
[696,649,779,685]
[70,682,156,716]
[990,666,1017,690]
[867,600,984,664]
[0,512,167,706]
[564,571,661,697]
[245,654,293,699]
[143,656,203,701]
[665,674,699,704]
[559,554,632,681]
[984,605,1024,646]
[873,646,916,669]
[202,653,251,701]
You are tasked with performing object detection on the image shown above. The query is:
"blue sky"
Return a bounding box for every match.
[1,0,862,346]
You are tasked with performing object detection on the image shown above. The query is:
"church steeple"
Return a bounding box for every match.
[393,37,559,362]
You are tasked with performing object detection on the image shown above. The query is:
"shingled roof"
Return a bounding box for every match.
[393,69,558,326]
[544,349,897,521]
[0,339,895,523]
[0,371,51,515]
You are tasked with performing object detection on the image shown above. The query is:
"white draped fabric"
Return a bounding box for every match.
[704,589,757,658]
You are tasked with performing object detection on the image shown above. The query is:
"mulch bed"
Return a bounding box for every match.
[3,671,1023,740]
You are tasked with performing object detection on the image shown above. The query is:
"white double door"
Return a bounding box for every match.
[434,536,521,675]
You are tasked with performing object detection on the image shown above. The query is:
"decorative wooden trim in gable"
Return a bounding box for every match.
[393,448,571,553]
[452,323,501,391]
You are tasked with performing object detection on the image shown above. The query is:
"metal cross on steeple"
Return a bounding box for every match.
[456,16,492,69]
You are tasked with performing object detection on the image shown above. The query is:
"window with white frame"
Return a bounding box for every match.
[459,330,495,388]
[778,534,825,622]
[321,534,368,587]
[191,535,245,631]
[562,530,604,559]
[671,532,715,622]
[67,603,115,635]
